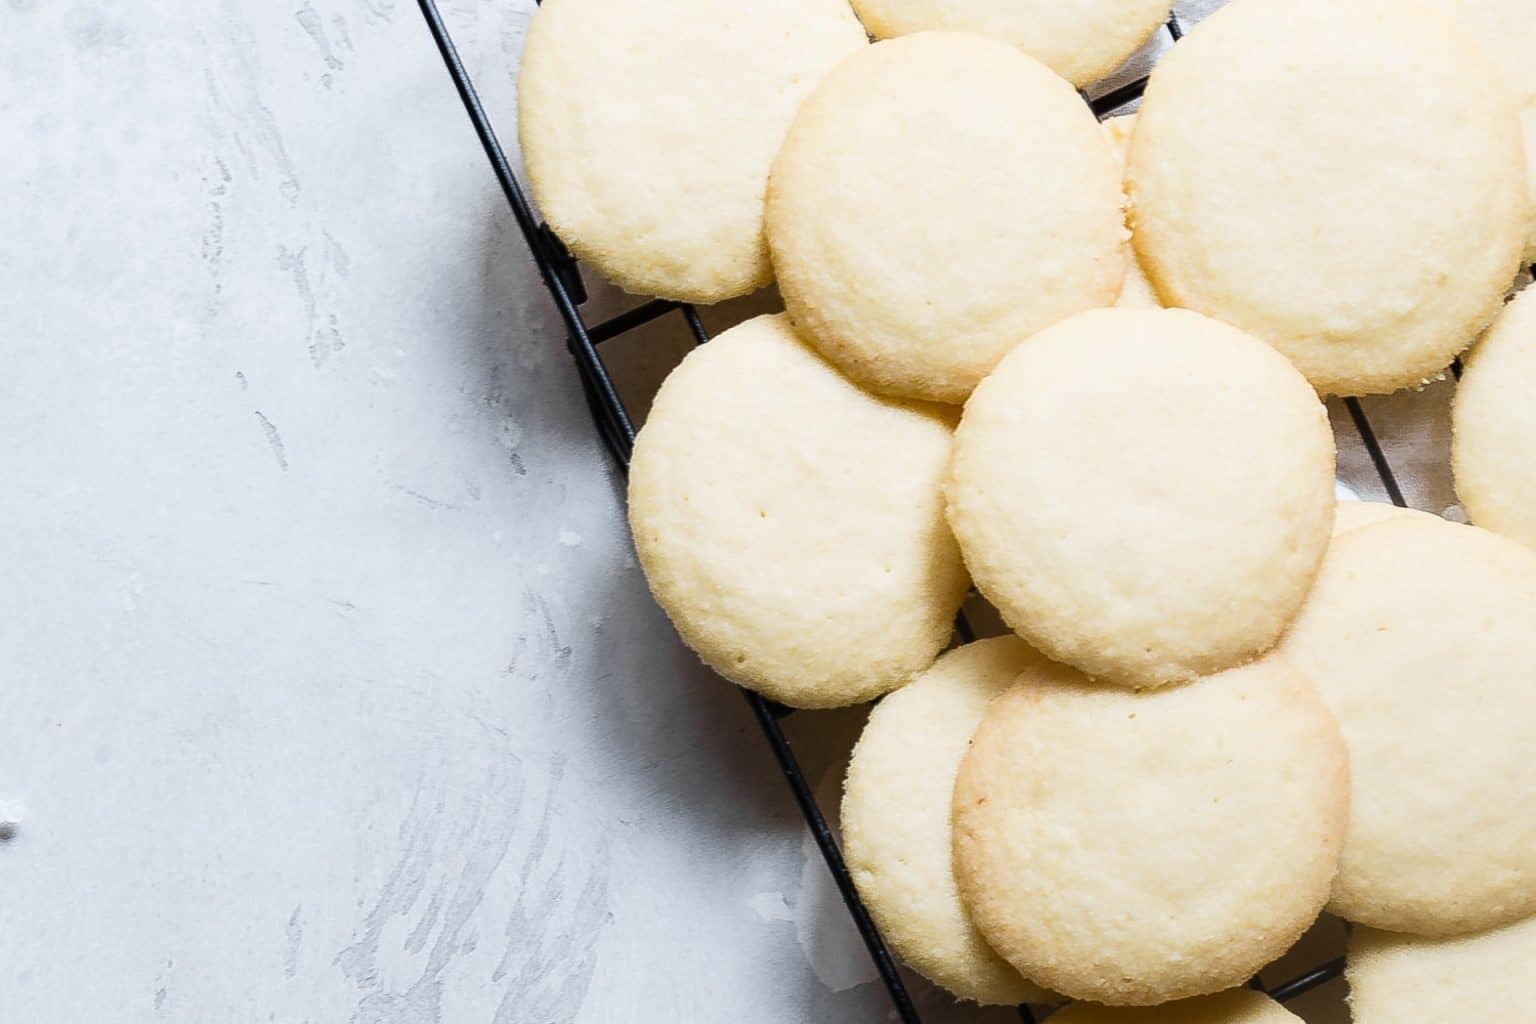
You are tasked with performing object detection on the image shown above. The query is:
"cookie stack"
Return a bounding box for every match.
[519,0,1536,1017]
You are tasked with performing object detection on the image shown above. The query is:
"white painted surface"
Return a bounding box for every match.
[0,1,1443,1021]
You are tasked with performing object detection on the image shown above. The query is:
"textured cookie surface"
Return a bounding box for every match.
[841,638,1050,1005]
[767,32,1126,404]
[1130,0,1527,395]
[1422,0,1536,258]
[518,0,865,303]
[1279,517,1536,934]
[1454,286,1536,548]
[1331,501,1435,537]
[952,655,1349,1005]
[848,0,1173,87]
[1049,990,1301,1024]
[1347,916,1536,1021]
[947,308,1335,689]
[627,314,967,709]
[1103,115,1161,309]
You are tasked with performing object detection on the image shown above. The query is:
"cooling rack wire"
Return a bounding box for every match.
[415,3,1425,1019]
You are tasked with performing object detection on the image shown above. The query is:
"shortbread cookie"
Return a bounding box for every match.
[1049,990,1302,1024]
[841,638,1050,1005]
[1421,0,1536,258]
[1130,0,1527,394]
[1279,517,1536,934]
[627,314,967,709]
[947,308,1335,689]
[1347,916,1536,1021]
[953,655,1349,1005]
[1103,115,1160,309]
[848,0,1173,87]
[1331,501,1434,537]
[767,32,1127,403]
[1454,286,1536,548]
[518,0,865,303]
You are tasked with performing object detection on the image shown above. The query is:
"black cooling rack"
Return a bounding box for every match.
[417,3,1412,1020]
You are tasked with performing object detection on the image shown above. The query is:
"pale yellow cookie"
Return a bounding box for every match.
[518,0,866,303]
[1103,115,1161,309]
[841,638,1050,1005]
[953,655,1349,1005]
[1049,990,1302,1024]
[848,0,1173,87]
[1331,501,1436,537]
[1421,0,1536,259]
[767,32,1127,404]
[1454,286,1536,549]
[1425,0,1536,106]
[1130,0,1528,395]
[947,308,1335,689]
[627,314,967,709]
[1279,517,1536,935]
[1347,916,1536,1021]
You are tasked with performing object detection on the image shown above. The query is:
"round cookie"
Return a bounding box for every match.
[952,654,1349,1005]
[1103,115,1161,309]
[841,638,1050,1005]
[1421,0,1536,259]
[1331,501,1436,537]
[1278,517,1536,935]
[767,32,1127,404]
[848,0,1173,88]
[627,314,968,709]
[946,307,1336,689]
[1049,991,1302,1024]
[1347,916,1536,1021]
[1129,0,1528,395]
[1454,286,1536,548]
[518,0,866,303]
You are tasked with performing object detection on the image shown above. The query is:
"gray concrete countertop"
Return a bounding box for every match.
[0,2,1437,1021]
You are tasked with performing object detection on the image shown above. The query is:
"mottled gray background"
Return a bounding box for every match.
[0,1,1439,1020]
